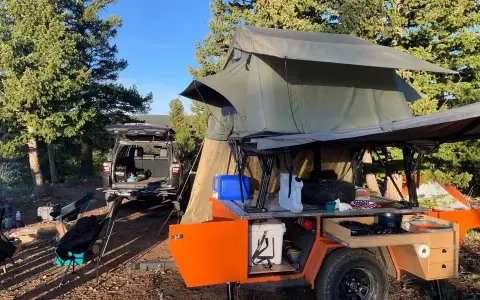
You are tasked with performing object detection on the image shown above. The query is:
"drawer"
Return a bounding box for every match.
[429,247,455,263]
[427,262,455,280]
[428,231,455,248]
[390,245,458,280]
[322,216,455,248]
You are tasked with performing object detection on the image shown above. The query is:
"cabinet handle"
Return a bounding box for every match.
[442,249,447,253]
[172,234,183,240]
[442,264,446,269]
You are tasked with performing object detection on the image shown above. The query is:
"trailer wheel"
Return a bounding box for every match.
[315,248,388,300]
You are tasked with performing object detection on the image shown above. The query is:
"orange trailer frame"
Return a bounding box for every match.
[170,198,480,289]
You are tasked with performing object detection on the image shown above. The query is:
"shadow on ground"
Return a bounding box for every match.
[1,198,479,300]
[0,199,174,300]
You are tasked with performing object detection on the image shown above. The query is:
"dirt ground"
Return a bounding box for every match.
[0,181,479,300]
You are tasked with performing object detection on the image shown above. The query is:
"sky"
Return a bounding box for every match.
[104,0,212,114]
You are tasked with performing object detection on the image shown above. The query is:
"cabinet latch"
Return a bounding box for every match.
[172,234,183,240]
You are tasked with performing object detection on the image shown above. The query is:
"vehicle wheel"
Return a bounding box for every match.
[315,248,388,300]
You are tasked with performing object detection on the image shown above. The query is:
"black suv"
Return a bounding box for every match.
[102,123,181,206]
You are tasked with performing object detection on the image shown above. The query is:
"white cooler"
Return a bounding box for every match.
[248,219,286,266]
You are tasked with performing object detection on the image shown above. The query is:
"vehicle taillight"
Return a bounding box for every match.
[171,164,180,176]
[103,162,111,175]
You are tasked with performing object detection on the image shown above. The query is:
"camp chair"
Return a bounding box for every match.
[0,237,15,291]
[55,195,122,285]
[0,208,16,291]
[50,192,95,242]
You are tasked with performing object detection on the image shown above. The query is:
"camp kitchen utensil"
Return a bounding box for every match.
[377,213,403,229]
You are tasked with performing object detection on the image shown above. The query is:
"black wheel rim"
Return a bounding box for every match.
[338,268,373,300]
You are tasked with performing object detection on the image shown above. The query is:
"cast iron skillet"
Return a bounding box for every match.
[377,213,403,229]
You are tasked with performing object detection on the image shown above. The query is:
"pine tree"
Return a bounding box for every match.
[189,0,333,78]
[169,99,198,171]
[62,0,152,176]
[0,0,90,197]
[188,0,252,78]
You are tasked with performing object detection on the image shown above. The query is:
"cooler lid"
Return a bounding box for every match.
[249,219,286,233]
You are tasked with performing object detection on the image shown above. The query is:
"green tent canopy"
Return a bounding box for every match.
[181,26,456,142]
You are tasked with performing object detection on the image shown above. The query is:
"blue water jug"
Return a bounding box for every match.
[213,175,251,200]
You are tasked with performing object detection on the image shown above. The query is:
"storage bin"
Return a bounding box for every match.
[248,219,286,266]
[56,252,85,266]
[212,175,250,200]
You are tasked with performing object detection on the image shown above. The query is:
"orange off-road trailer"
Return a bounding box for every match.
[168,24,480,300]
[167,140,480,300]
[170,196,480,300]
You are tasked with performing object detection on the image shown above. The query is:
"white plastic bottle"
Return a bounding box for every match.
[279,173,303,213]
[16,211,21,221]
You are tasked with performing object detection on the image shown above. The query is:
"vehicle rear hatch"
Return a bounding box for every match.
[107,123,178,192]
[106,123,175,139]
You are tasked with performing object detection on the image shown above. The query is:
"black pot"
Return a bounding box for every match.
[377,213,403,229]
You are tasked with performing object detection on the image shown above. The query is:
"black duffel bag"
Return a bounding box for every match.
[302,179,356,206]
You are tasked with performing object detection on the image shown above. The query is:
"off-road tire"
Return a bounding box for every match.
[315,248,388,300]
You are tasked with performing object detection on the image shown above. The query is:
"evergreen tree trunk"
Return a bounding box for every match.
[27,128,46,198]
[47,143,58,184]
[80,136,94,177]
[363,151,381,195]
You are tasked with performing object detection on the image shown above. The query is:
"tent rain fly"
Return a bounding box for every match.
[181,26,479,150]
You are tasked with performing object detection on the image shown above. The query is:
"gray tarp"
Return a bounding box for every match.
[257,102,480,149]
[223,26,457,74]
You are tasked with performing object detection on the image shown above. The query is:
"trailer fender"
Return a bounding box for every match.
[304,237,343,288]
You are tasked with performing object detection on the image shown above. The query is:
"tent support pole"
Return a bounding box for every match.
[226,282,236,300]
[313,143,322,180]
[352,149,366,187]
[403,147,419,207]
[229,141,245,206]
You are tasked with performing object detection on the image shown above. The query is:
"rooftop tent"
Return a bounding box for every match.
[181,26,455,141]
[256,101,480,150]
